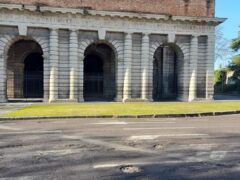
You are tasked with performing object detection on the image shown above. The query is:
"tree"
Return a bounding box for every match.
[228,34,240,82]
[215,26,233,63]
[231,36,240,52]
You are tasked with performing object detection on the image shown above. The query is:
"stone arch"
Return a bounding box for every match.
[79,39,119,61]
[3,36,47,60]
[83,41,117,101]
[150,42,186,101]
[4,36,46,100]
[79,39,123,102]
[150,42,186,62]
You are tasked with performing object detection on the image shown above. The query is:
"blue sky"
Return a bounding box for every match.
[215,0,239,67]
[216,0,239,39]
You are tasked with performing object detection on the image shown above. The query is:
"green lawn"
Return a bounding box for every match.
[2,101,240,118]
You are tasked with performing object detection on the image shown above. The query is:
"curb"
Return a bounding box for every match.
[0,110,240,121]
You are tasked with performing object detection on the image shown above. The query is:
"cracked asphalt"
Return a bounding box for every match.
[0,115,240,179]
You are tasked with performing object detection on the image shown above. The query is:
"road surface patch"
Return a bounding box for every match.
[91,122,128,125]
[0,125,22,131]
[128,134,208,140]
[124,127,197,130]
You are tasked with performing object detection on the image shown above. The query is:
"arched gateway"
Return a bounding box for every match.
[0,1,222,103]
[83,43,116,101]
[6,40,44,100]
[153,44,184,101]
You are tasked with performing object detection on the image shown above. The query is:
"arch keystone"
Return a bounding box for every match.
[168,33,176,43]
[18,24,28,36]
[98,29,106,40]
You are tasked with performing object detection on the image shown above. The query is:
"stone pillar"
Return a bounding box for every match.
[13,63,24,98]
[0,48,6,103]
[206,34,215,100]
[115,59,124,102]
[188,35,198,102]
[78,55,84,102]
[43,54,50,102]
[123,32,133,102]
[141,33,150,101]
[69,29,79,102]
[49,28,59,102]
[162,47,170,98]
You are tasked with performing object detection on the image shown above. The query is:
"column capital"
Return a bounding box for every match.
[191,35,199,39]
[69,28,79,33]
[142,32,151,36]
[49,27,59,32]
[124,32,134,37]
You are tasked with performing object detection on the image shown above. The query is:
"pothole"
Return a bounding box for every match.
[120,165,142,174]
[153,144,164,150]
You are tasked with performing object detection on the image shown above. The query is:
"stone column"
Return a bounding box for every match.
[162,47,170,98]
[49,28,59,102]
[14,63,24,98]
[0,48,6,103]
[188,35,198,102]
[141,33,150,101]
[78,55,84,102]
[43,54,50,102]
[123,32,133,102]
[115,59,124,102]
[206,34,215,100]
[69,29,79,102]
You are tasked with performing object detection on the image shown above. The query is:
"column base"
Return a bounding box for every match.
[115,96,123,102]
[78,98,84,102]
[187,95,196,102]
[123,98,152,102]
[48,99,79,103]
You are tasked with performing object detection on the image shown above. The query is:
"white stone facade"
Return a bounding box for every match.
[0,4,224,103]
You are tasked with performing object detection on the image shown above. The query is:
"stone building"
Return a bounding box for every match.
[0,0,224,102]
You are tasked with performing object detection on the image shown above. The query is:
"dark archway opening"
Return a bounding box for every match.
[83,43,116,102]
[84,54,104,101]
[153,46,178,101]
[7,40,44,101]
[24,53,44,98]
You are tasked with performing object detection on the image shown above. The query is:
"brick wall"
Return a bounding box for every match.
[0,0,215,17]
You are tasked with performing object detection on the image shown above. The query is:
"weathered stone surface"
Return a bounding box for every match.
[0,0,215,17]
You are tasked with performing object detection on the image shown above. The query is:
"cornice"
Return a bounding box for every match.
[0,3,226,25]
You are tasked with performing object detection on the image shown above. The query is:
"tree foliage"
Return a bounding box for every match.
[228,35,240,80]
[214,69,226,85]
[231,37,240,52]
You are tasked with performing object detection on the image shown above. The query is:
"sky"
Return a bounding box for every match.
[216,0,239,40]
[215,0,240,67]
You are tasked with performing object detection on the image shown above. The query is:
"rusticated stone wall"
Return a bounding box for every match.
[0,0,215,17]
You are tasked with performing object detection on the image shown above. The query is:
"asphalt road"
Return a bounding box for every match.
[0,115,240,180]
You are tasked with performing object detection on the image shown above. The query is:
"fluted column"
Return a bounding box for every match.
[206,34,215,100]
[49,28,59,102]
[188,35,198,101]
[141,33,150,101]
[123,32,133,102]
[69,29,79,101]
